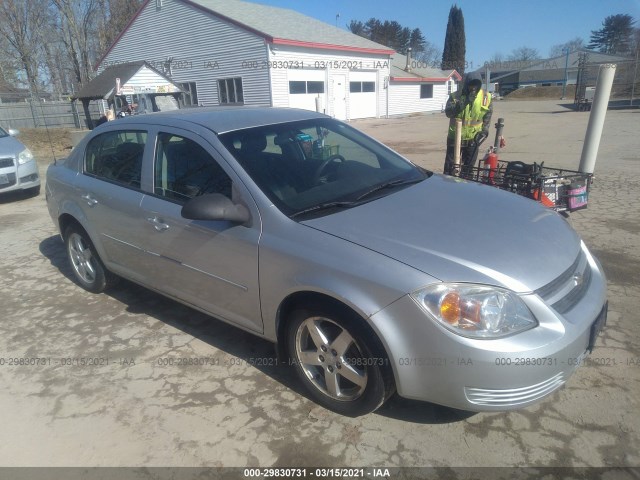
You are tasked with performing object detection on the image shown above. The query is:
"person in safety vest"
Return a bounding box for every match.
[443,72,493,175]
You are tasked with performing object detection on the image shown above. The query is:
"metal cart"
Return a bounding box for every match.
[453,160,592,214]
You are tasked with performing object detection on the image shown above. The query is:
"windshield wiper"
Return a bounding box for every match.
[355,177,423,201]
[290,201,359,219]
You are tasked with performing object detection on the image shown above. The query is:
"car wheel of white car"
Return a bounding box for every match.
[64,225,114,293]
[287,306,394,416]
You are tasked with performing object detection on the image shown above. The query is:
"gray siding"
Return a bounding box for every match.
[101,0,271,106]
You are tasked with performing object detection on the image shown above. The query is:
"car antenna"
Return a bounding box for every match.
[33,85,58,165]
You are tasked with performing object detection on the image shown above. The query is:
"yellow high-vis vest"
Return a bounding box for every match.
[448,90,492,141]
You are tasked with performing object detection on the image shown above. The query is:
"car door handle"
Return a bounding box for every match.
[81,194,98,207]
[146,216,170,232]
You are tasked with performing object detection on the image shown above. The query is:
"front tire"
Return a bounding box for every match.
[286,306,394,416]
[64,224,115,293]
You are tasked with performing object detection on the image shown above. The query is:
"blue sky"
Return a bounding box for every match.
[254,0,640,67]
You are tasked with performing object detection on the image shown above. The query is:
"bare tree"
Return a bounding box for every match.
[0,36,20,88]
[51,0,100,90]
[0,0,48,96]
[508,46,541,62]
[92,0,144,58]
[549,38,584,58]
[483,52,506,69]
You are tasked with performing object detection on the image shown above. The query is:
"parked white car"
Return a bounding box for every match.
[0,126,40,197]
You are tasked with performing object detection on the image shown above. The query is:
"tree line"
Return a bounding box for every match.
[492,14,638,64]
[350,11,638,75]
[0,0,143,101]
[348,18,441,67]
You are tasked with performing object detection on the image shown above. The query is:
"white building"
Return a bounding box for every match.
[97,0,458,119]
[389,53,460,116]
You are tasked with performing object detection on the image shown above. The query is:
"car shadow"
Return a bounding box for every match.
[0,190,36,204]
[39,234,472,424]
[376,396,475,423]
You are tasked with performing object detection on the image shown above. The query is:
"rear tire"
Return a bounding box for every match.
[286,305,394,416]
[64,224,116,293]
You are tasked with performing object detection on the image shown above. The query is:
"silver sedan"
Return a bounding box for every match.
[45,107,607,416]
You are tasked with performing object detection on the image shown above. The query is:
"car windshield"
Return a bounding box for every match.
[219,118,429,218]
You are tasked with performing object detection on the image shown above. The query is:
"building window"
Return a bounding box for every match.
[289,81,325,94]
[350,81,375,93]
[179,82,198,106]
[420,84,433,99]
[447,80,452,95]
[218,77,244,104]
[307,81,324,94]
[542,83,552,87]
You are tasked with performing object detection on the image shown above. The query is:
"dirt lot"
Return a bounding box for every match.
[1,101,639,476]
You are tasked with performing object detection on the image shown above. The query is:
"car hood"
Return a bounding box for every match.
[0,135,26,157]
[303,175,581,293]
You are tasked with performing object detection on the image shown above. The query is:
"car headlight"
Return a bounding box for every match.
[411,283,537,339]
[18,148,34,165]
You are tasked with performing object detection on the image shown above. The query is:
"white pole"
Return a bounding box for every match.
[578,64,616,174]
[454,118,462,173]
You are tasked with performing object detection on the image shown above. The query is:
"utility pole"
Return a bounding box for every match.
[561,47,570,100]
[631,46,638,107]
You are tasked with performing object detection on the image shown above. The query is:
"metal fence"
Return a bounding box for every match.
[0,100,103,129]
[575,53,640,107]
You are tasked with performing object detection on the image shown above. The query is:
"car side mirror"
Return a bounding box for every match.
[181,193,250,223]
[8,128,19,136]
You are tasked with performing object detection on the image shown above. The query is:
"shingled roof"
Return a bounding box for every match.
[185,0,394,54]
[390,53,461,82]
[98,0,394,68]
[74,61,181,100]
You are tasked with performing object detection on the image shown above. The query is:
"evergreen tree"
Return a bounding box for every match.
[409,28,427,54]
[588,14,636,56]
[441,5,466,74]
[348,17,427,55]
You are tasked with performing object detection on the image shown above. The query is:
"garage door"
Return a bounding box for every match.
[349,71,377,119]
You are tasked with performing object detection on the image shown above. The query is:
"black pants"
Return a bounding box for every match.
[444,140,480,176]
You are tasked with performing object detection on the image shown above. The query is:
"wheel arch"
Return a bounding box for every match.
[58,213,85,239]
[274,291,394,378]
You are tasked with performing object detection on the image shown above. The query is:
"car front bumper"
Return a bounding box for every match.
[369,255,608,412]
[0,159,40,193]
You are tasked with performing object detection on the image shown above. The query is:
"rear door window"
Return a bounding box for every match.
[85,130,147,188]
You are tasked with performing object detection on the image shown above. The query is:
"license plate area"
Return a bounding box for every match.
[0,173,8,185]
[587,301,608,353]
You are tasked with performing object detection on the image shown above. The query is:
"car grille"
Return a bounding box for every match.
[0,157,14,168]
[465,372,565,407]
[0,173,17,189]
[535,249,591,315]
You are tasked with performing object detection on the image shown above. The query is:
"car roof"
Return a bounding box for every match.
[110,106,329,134]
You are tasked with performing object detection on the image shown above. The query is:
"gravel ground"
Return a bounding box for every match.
[0,100,638,476]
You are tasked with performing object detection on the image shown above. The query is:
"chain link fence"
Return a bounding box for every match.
[575,52,640,107]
